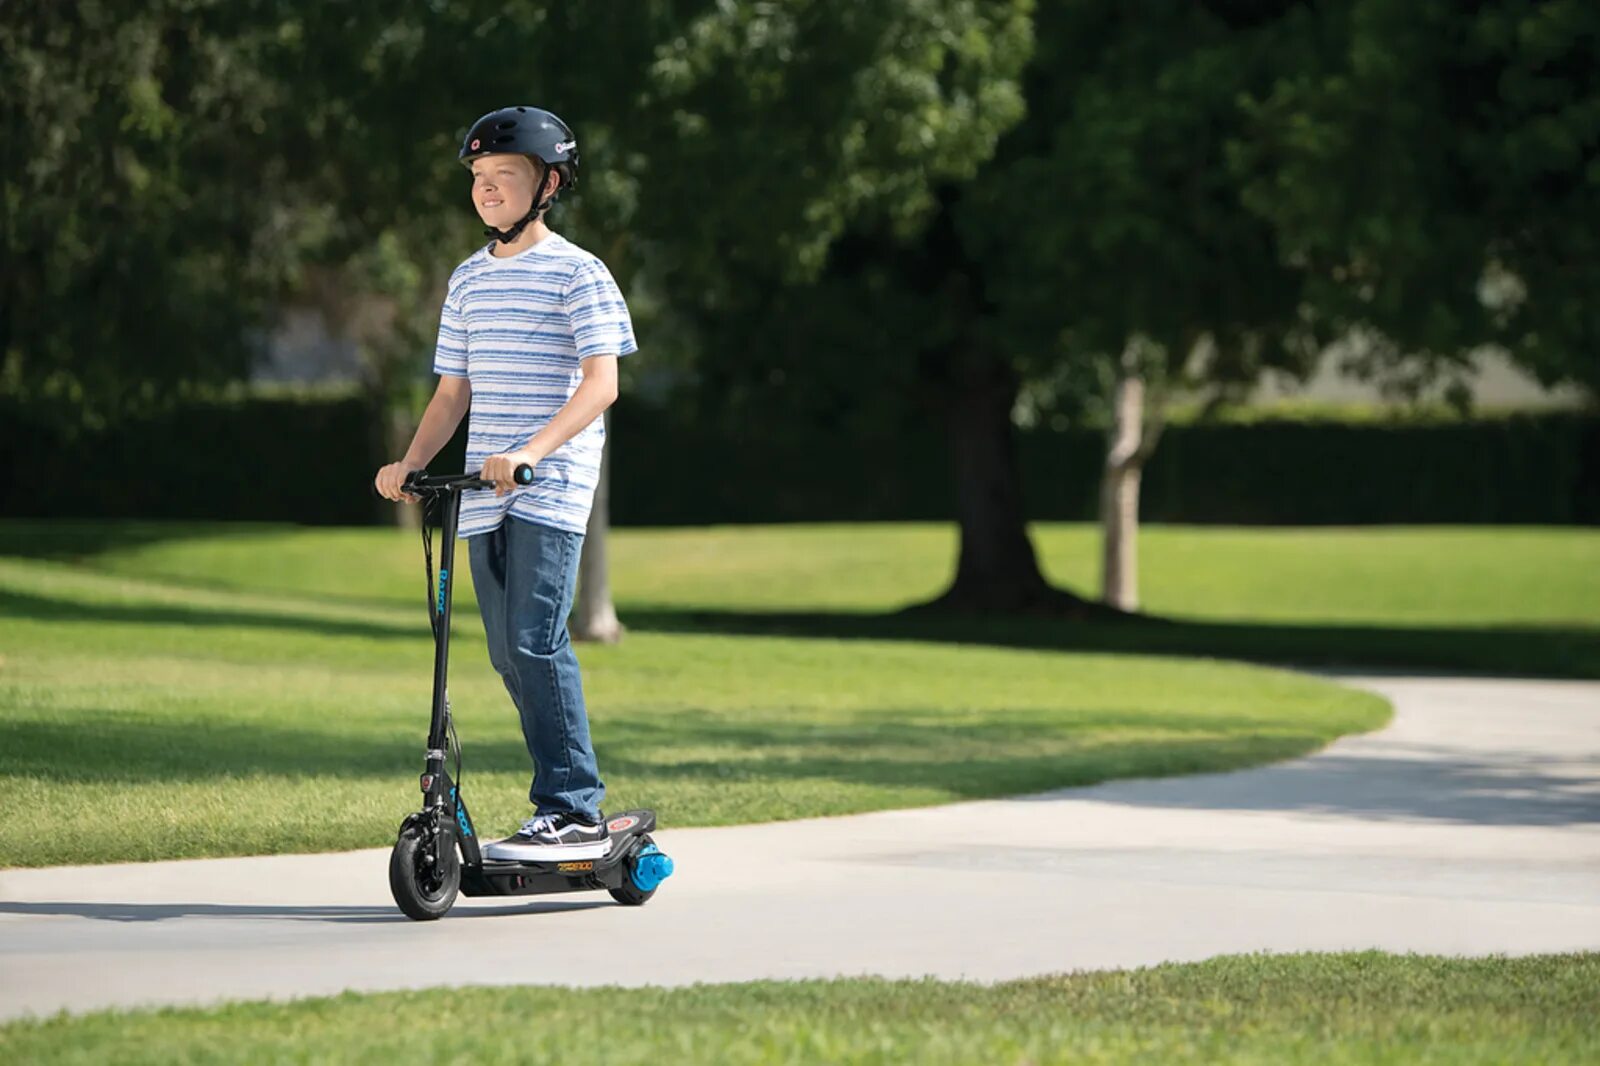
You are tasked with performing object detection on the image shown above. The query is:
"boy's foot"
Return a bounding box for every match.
[483,811,611,861]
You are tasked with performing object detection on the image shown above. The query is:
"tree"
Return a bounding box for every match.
[1233,0,1600,399]
[606,0,1039,613]
[687,2,1328,615]
[0,1,303,423]
[618,2,1044,610]
[961,1,1327,612]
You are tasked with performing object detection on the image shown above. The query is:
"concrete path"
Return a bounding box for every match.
[2,673,1597,1021]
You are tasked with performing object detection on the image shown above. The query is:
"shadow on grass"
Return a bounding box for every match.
[0,587,423,642]
[617,605,1600,680]
[6,531,1596,678]
[0,520,289,561]
[12,704,1593,826]
[8,706,1326,788]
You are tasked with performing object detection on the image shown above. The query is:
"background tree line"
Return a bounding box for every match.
[3,0,1596,628]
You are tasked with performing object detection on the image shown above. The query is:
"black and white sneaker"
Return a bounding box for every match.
[483,811,611,861]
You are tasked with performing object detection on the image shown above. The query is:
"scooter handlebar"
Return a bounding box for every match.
[385,463,535,498]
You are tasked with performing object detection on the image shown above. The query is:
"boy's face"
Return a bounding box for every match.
[469,153,543,229]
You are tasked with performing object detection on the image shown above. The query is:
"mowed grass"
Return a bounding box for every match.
[12,521,1597,626]
[3,952,1594,1064]
[11,520,1597,675]
[0,520,1414,867]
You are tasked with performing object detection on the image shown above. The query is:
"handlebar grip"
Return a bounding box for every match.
[514,463,534,485]
[374,470,424,499]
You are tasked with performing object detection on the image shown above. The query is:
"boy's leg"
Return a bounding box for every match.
[467,525,524,712]
[493,515,605,820]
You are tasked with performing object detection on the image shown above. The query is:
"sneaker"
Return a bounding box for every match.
[482,811,611,862]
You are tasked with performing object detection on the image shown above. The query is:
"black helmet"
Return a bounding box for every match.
[458,106,579,244]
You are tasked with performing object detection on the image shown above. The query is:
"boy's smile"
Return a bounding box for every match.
[470,152,552,230]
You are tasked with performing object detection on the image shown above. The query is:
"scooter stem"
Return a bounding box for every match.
[427,486,461,757]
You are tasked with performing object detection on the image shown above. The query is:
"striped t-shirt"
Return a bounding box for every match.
[432,234,637,537]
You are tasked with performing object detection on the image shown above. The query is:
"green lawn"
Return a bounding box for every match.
[4,520,1594,868]
[10,521,1596,628]
[3,952,1593,1064]
[8,520,1596,674]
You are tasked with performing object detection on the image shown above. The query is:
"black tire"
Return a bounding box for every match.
[389,823,459,921]
[608,881,655,906]
[608,835,659,907]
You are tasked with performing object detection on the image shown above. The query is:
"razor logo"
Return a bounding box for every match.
[554,140,576,154]
[436,568,448,615]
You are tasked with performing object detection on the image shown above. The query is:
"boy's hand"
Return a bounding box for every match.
[482,449,541,497]
[375,461,421,504]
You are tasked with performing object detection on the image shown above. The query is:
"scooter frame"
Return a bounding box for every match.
[391,467,666,917]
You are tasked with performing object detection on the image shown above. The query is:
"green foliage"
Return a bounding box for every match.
[621,0,1035,423]
[7,390,1589,525]
[267,0,1033,408]
[635,1,1032,286]
[1234,0,1600,395]
[1034,411,1600,525]
[4,953,1597,1064]
[1,2,1034,423]
[0,389,387,524]
[962,1,1328,413]
[0,1,307,420]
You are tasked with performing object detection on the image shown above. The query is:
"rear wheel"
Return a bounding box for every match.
[608,835,663,906]
[389,822,459,920]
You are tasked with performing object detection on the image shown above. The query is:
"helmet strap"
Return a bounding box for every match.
[484,160,557,246]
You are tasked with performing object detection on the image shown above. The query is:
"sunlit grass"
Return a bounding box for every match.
[0,522,1401,866]
[3,952,1594,1065]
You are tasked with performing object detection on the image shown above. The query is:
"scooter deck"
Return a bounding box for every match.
[459,809,657,898]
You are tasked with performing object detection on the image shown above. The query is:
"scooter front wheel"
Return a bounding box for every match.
[389,822,460,920]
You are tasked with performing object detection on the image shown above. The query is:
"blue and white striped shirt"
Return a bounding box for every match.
[432,234,637,537]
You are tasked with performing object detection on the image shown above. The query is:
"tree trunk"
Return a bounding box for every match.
[385,402,422,532]
[917,350,1104,618]
[571,409,624,643]
[1100,365,1144,611]
[1099,343,1169,612]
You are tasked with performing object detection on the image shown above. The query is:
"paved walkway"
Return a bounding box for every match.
[2,673,1597,1020]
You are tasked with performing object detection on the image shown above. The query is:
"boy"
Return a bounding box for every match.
[374,106,635,860]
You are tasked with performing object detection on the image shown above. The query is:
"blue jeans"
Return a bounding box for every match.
[467,515,605,820]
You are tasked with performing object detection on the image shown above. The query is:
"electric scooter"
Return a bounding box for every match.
[386,465,673,921]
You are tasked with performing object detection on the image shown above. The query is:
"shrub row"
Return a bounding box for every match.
[3,394,1594,526]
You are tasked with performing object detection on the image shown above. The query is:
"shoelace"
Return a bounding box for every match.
[518,813,560,838]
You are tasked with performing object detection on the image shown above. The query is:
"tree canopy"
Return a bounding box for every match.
[1233,0,1600,396]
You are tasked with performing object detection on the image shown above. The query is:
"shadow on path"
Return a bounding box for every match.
[0,899,610,924]
[1022,746,1600,826]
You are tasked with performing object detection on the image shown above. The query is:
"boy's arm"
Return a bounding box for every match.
[374,376,472,503]
[402,375,473,469]
[480,356,618,496]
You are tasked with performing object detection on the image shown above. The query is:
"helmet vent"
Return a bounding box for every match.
[492,134,515,144]
[495,120,517,130]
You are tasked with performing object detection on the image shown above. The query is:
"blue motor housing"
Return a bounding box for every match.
[631,844,675,893]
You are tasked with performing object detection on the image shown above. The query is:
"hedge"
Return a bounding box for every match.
[1,393,1594,526]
